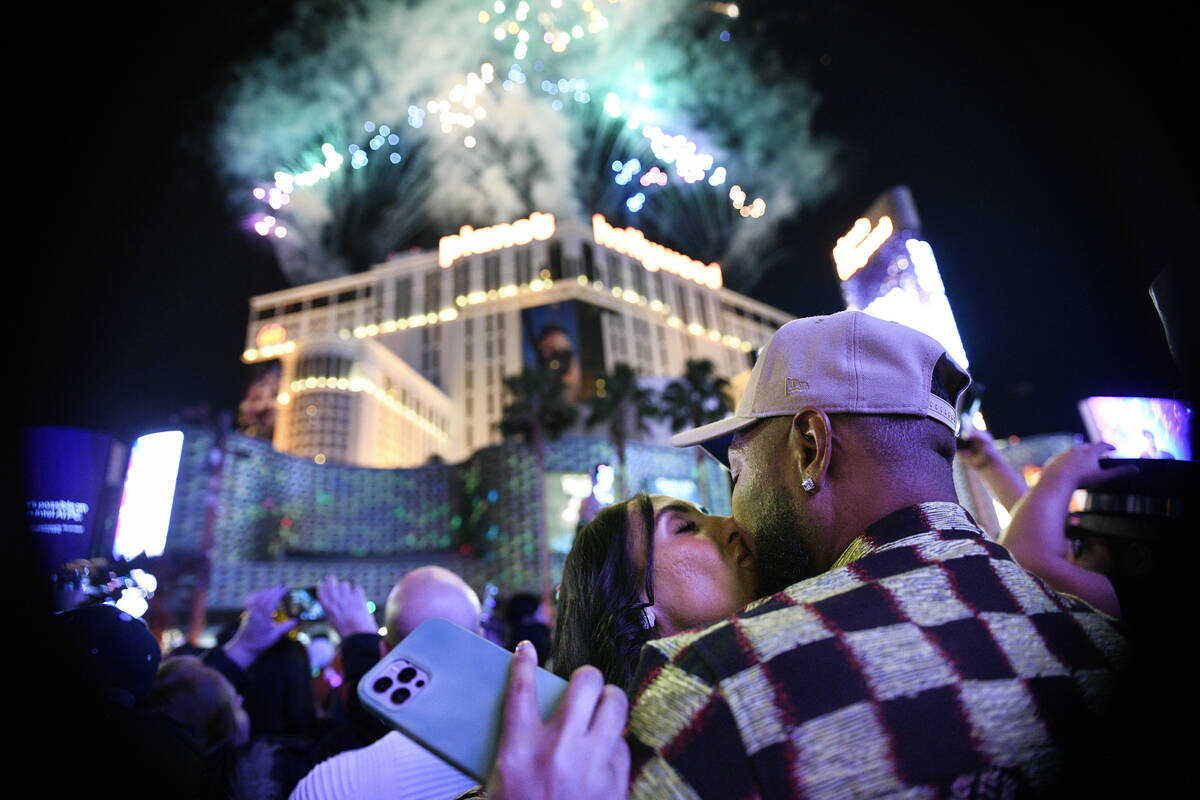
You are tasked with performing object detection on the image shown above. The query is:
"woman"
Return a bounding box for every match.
[147,655,252,753]
[551,492,757,688]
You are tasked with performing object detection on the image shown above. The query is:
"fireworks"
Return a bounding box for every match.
[215,0,838,289]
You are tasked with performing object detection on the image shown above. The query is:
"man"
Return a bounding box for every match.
[534,324,582,404]
[489,311,1130,799]
[290,567,484,800]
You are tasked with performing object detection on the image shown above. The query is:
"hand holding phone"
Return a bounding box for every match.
[358,618,570,782]
[487,642,631,800]
[224,585,298,670]
[281,586,327,622]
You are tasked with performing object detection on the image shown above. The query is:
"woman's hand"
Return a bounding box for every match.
[487,641,630,800]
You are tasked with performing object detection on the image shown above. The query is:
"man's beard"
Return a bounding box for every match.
[751,487,814,597]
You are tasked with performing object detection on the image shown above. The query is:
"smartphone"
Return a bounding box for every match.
[954,383,984,449]
[357,618,568,782]
[1077,396,1192,461]
[281,586,326,622]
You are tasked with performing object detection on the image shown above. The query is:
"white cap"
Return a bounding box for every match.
[670,310,971,466]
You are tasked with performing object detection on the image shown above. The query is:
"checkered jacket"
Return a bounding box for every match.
[625,502,1130,799]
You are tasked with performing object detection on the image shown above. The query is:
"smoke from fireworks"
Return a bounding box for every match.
[214,0,840,290]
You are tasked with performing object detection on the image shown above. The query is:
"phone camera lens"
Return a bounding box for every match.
[390,687,411,704]
[415,680,425,687]
[372,677,393,693]
[398,667,417,683]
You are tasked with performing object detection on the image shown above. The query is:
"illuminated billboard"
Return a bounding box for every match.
[833,186,969,369]
[521,300,607,407]
[112,430,185,562]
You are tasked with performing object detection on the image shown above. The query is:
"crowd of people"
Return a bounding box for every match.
[37,310,1187,798]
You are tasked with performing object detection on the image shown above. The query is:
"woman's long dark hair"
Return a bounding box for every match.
[550,492,656,689]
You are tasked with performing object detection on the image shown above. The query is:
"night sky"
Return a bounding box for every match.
[19,0,1195,447]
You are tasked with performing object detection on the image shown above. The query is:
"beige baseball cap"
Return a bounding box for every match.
[670,310,971,466]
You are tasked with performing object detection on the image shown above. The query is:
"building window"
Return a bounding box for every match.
[424,270,441,314]
[581,243,595,281]
[675,282,691,323]
[547,240,563,280]
[484,254,501,291]
[394,277,413,319]
[631,261,646,297]
[605,253,620,286]
[455,261,471,300]
[633,318,651,368]
[696,290,712,329]
[515,248,533,284]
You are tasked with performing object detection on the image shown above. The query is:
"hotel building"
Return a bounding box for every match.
[241,212,794,468]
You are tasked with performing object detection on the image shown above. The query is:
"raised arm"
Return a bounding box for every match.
[957,429,1028,511]
[999,443,1136,617]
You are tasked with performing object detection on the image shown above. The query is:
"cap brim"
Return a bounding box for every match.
[668,414,759,469]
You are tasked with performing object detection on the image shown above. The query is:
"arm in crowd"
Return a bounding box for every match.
[998,442,1136,618]
[315,575,390,749]
[204,584,298,693]
[957,428,1029,511]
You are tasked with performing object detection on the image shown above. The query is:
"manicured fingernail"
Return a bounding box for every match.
[515,640,533,653]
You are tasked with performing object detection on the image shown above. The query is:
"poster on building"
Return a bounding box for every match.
[237,360,281,441]
[520,300,607,407]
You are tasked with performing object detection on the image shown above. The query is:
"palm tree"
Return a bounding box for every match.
[499,364,580,618]
[583,362,659,500]
[659,359,734,509]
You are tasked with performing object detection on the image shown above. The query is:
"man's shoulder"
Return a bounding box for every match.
[290,732,476,800]
[627,522,1132,798]
[636,523,1130,695]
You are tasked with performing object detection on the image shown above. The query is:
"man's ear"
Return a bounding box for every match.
[788,407,834,490]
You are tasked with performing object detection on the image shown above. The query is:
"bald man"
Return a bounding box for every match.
[292,568,484,800]
[383,565,483,647]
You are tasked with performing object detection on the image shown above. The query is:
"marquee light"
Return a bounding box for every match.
[833,216,894,281]
[438,212,556,267]
[592,214,723,290]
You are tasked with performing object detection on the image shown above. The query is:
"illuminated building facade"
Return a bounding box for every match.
[242,213,793,468]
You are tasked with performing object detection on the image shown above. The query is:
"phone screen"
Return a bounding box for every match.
[1077,396,1192,461]
[284,587,326,621]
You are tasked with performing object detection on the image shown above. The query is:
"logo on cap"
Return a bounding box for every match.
[785,378,810,395]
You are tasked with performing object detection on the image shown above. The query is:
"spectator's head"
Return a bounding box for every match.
[383,565,482,648]
[671,311,971,594]
[552,492,755,688]
[51,603,162,708]
[146,655,250,753]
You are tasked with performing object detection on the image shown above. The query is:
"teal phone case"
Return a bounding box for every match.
[357,618,568,782]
